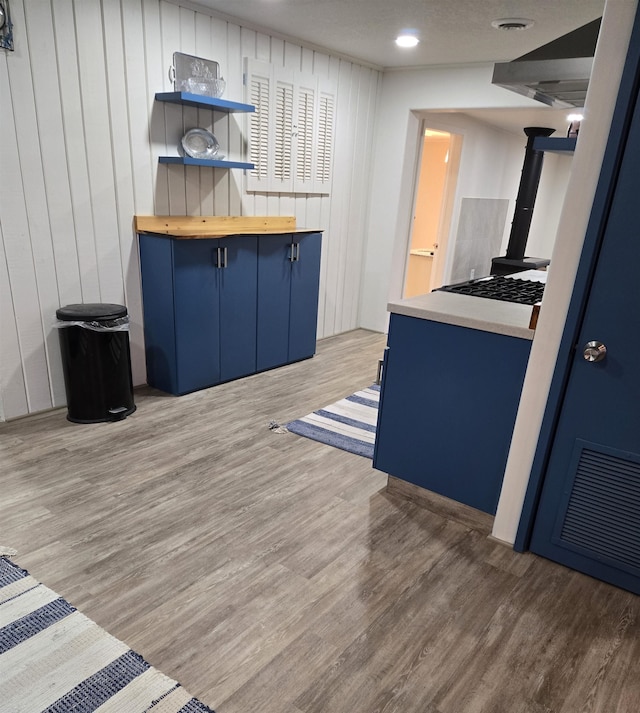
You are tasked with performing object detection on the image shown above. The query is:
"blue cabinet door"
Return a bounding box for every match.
[256,234,295,371]
[219,236,258,381]
[373,314,531,514]
[173,239,220,394]
[139,235,179,394]
[527,23,640,594]
[289,232,322,362]
[257,232,322,370]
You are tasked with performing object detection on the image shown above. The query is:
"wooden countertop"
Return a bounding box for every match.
[135,215,320,239]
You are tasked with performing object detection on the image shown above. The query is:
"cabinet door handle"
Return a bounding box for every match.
[295,242,300,261]
[289,243,296,262]
[223,246,228,268]
[215,246,222,268]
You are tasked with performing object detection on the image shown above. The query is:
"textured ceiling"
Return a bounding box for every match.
[195,0,605,69]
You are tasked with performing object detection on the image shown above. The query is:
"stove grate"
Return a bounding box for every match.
[439,275,545,306]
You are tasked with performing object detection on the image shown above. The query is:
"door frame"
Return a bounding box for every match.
[514,9,640,551]
[402,119,464,299]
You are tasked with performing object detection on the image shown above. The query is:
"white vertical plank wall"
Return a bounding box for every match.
[0,0,381,420]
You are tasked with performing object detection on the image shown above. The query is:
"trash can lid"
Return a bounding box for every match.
[56,303,128,321]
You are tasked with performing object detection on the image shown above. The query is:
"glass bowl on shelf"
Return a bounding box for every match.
[182,76,226,98]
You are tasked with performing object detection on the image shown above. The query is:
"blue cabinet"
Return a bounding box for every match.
[373,313,532,514]
[138,231,321,395]
[256,232,322,370]
[139,234,258,395]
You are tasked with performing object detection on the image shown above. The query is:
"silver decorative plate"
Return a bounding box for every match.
[181,129,220,160]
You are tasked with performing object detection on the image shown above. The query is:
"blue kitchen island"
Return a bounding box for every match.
[373,282,540,515]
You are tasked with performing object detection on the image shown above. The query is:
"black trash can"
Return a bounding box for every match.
[56,303,136,424]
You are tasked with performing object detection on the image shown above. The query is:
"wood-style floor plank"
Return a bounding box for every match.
[2,328,640,713]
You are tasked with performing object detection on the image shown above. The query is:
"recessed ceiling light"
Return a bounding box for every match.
[396,33,419,48]
[491,18,535,31]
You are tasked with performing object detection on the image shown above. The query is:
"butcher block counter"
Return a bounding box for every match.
[134,215,319,238]
[374,272,546,515]
[135,216,322,395]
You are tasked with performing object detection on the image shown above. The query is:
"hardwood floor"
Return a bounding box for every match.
[1,328,639,713]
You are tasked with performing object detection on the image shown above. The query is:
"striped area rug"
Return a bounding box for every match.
[287,384,380,458]
[0,557,214,713]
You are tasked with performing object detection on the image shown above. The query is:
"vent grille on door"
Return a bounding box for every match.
[560,447,640,574]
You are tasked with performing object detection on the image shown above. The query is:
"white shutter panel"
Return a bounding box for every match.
[274,76,294,190]
[245,59,273,192]
[293,76,316,192]
[314,79,335,194]
[245,60,335,194]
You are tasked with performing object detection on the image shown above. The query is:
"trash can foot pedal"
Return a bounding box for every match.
[108,406,132,421]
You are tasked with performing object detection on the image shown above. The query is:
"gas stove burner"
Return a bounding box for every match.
[439,275,545,305]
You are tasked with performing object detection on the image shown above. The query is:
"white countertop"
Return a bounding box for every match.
[387,272,547,340]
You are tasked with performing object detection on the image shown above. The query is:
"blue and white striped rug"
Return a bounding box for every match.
[287,384,380,458]
[0,557,215,713]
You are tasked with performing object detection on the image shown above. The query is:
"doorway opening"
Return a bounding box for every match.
[403,127,463,299]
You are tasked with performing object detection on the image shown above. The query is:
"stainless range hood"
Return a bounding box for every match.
[492,18,601,108]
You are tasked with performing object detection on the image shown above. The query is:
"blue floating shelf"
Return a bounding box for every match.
[159,156,255,170]
[155,91,255,113]
[533,137,577,154]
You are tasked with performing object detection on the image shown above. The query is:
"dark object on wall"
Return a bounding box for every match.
[491,127,555,276]
[56,303,136,424]
[0,0,13,51]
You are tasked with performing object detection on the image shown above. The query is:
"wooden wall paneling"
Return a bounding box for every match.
[312,53,331,339]
[122,0,155,216]
[226,22,243,215]
[240,27,258,218]
[24,1,81,310]
[265,37,285,218]
[0,227,28,420]
[334,64,366,332]
[322,58,351,336]
[316,55,339,338]
[137,0,164,386]
[7,0,62,410]
[102,0,146,385]
[51,0,100,303]
[256,33,270,62]
[356,68,381,329]
[24,0,82,407]
[179,6,202,217]
[0,53,53,414]
[210,17,230,215]
[74,0,125,303]
[143,0,169,215]
[195,14,215,216]
[342,67,378,333]
[301,47,314,74]
[160,2,187,216]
